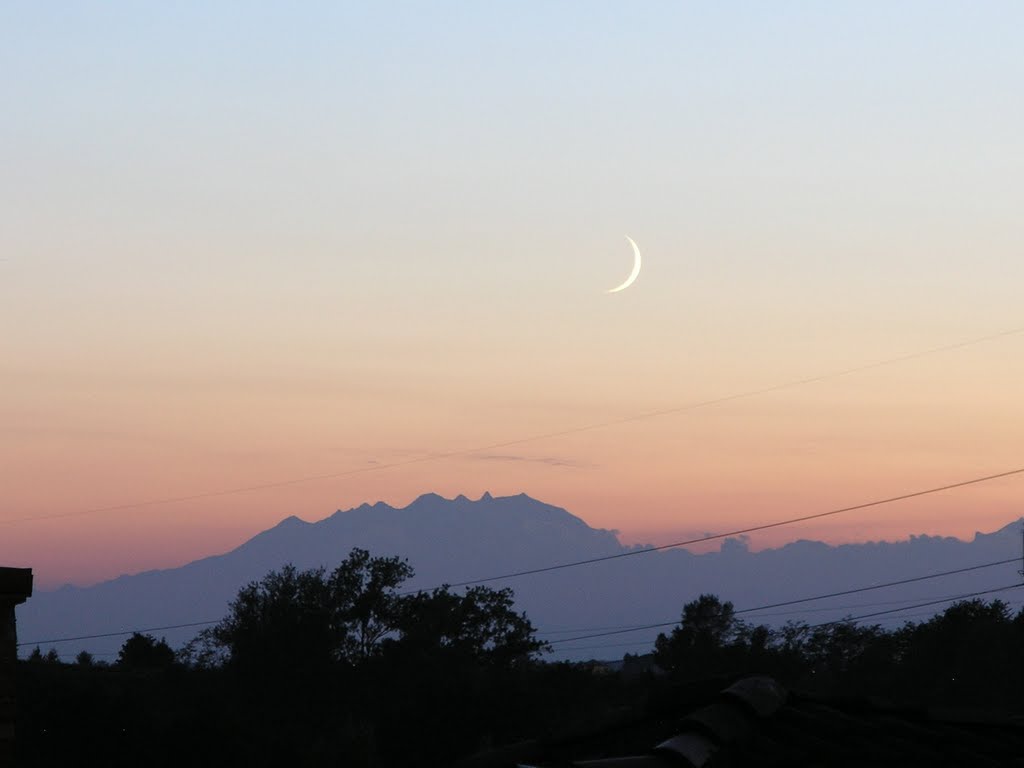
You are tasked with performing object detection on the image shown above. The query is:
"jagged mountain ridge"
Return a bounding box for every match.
[17,492,1024,661]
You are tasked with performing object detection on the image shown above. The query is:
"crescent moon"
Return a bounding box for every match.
[607,236,642,293]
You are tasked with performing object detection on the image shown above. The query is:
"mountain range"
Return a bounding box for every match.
[17,492,1024,661]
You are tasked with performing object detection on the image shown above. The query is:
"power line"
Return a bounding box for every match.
[38,595,1024,661]
[545,557,1021,645]
[549,639,657,654]
[807,583,1024,629]
[429,470,1024,591]
[729,558,1019,615]
[741,594,986,618]
[24,556,1016,650]
[536,561,1015,638]
[876,596,1024,624]
[5,324,1022,526]
[16,620,220,649]
[541,589,1011,636]
[536,561,1024,638]
[549,595,1024,655]
[539,625,660,636]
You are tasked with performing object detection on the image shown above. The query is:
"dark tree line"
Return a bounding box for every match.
[183,547,546,672]
[17,556,1024,767]
[17,548,572,768]
[650,593,1024,706]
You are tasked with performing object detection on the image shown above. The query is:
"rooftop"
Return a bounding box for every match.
[460,675,1024,767]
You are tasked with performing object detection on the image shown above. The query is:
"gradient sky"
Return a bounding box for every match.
[3,3,1023,588]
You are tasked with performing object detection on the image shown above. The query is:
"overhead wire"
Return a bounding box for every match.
[806,583,1024,629]
[548,587,1024,656]
[19,556,1020,650]
[16,620,221,649]
[551,639,657,654]
[740,594,992,618]
[18,467,1024,647]
[538,580,1021,636]
[552,597,1024,655]
[537,557,1021,635]
[5,325,1023,526]
[421,470,1024,591]
[545,556,1022,645]
[39,593,1024,659]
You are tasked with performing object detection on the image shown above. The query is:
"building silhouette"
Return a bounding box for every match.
[0,567,33,764]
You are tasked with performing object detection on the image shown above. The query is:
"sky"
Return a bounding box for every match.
[2,2,1023,588]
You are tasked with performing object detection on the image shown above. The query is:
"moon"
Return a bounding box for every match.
[607,236,642,293]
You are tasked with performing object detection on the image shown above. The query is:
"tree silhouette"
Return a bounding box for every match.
[204,563,334,672]
[803,620,890,689]
[202,548,414,671]
[27,646,61,664]
[329,548,414,663]
[654,594,747,676]
[898,598,1015,701]
[394,585,548,667]
[197,547,548,679]
[117,632,175,669]
[17,579,1024,767]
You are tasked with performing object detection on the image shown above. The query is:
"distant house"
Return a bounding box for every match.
[620,653,666,681]
[0,567,33,764]
[582,653,666,679]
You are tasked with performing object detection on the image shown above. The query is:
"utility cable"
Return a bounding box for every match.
[5,325,1022,526]
[426,470,1024,591]
[536,556,1018,637]
[16,620,221,649]
[545,557,1021,645]
[806,583,1024,629]
[21,556,1018,650]
[550,594,1024,654]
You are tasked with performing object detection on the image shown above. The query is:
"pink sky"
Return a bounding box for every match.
[4,329,1022,588]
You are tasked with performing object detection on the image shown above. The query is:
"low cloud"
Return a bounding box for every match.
[470,453,595,469]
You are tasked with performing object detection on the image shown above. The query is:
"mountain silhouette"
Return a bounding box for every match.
[17,492,1024,661]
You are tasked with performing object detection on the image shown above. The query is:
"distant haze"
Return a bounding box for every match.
[18,493,1024,662]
